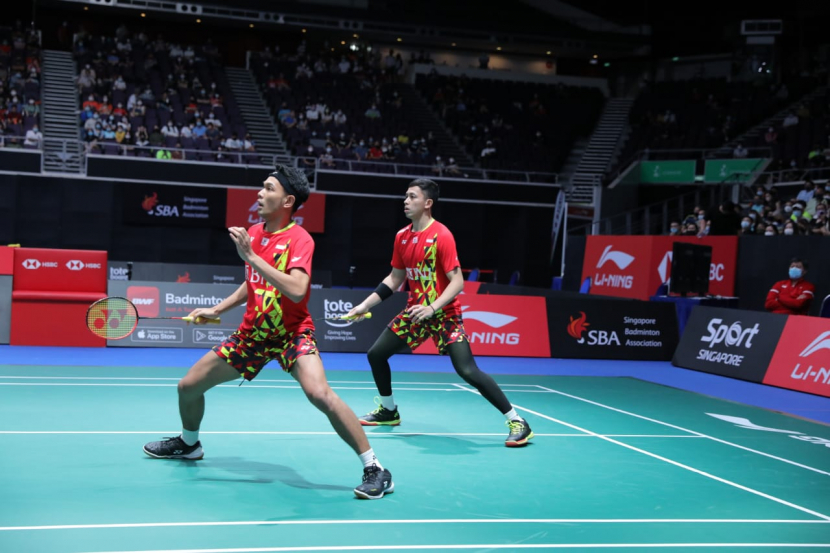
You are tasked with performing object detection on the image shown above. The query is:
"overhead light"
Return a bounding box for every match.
[301,28,307,33]
[353,33,359,38]
[341,40,346,45]
[331,47,335,51]
[196,18,201,23]
[83,6,88,10]
[249,23,254,28]
[546,50,551,55]
[603,62,611,67]
[672,56,680,62]
[396,37,402,42]
[277,14,285,24]
[592,54,598,59]
[496,46,502,51]
[140,13,146,17]
[451,42,456,47]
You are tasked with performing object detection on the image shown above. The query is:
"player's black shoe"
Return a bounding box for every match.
[505,418,534,447]
[353,465,394,499]
[359,397,401,426]
[143,436,204,460]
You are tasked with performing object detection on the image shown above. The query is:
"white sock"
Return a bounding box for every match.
[380,394,396,411]
[504,408,520,421]
[359,448,384,470]
[181,428,200,446]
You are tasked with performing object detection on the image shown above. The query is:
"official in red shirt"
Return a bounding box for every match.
[765,258,815,315]
[347,178,534,447]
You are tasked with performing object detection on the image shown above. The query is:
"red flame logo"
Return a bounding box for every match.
[142,192,159,212]
[176,272,191,283]
[567,312,589,340]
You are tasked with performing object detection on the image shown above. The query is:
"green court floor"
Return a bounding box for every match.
[1,365,829,552]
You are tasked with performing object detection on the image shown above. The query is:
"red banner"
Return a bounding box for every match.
[0,246,13,275]
[415,295,550,357]
[12,248,107,293]
[763,316,830,398]
[225,189,326,233]
[582,236,738,300]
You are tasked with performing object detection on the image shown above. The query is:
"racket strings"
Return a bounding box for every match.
[86,297,138,339]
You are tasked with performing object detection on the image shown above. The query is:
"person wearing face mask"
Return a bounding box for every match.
[667,220,681,235]
[790,201,811,223]
[782,221,798,236]
[763,225,778,236]
[806,187,825,217]
[739,216,754,235]
[765,258,815,315]
[796,181,815,203]
[682,222,699,236]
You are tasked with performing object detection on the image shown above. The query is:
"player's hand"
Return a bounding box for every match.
[228,226,253,262]
[187,307,220,325]
[346,303,371,322]
[407,303,436,323]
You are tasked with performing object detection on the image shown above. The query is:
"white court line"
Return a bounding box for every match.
[3,518,828,531]
[453,385,830,521]
[533,384,830,478]
[0,430,704,438]
[0,376,543,387]
[0,383,472,392]
[78,543,830,552]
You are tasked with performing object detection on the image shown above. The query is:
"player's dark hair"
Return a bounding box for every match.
[270,165,310,213]
[790,257,808,270]
[408,178,440,202]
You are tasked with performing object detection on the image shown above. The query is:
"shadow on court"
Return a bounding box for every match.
[378,433,507,455]
[161,456,353,491]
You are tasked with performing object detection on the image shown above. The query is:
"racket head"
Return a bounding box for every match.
[86,297,139,340]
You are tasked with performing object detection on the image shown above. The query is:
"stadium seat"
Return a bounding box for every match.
[467,268,480,282]
[579,276,591,294]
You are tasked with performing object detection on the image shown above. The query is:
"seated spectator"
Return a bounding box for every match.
[134,126,149,147]
[268,73,290,91]
[24,124,42,148]
[224,132,242,152]
[668,220,681,235]
[277,102,292,121]
[205,122,220,142]
[806,187,825,217]
[365,104,381,119]
[171,142,185,160]
[281,110,297,129]
[319,146,336,167]
[353,140,368,160]
[102,124,116,142]
[765,258,815,315]
[149,125,164,147]
[113,102,127,117]
[782,111,799,128]
[682,221,699,236]
[193,119,206,137]
[162,121,179,138]
[115,123,130,144]
[179,123,193,139]
[243,133,256,152]
[705,200,741,236]
[155,147,171,160]
[733,143,748,159]
[367,141,383,160]
[782,220,799,236]
[130,100,145,117]
[481,140,497,159]
[82,94,99,112]
[445,157,465,178]
[739,216,754,235]
[22,98,39,118]
[432,155,445,174]
[320,107,333,126]
[764,127,777,144]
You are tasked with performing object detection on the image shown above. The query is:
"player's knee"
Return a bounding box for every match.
[305,385,336,412]
[367,345,391,366]
[177,377,204,398]
[453,362,479,382]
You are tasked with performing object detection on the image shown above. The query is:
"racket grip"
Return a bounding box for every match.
[182,316,222,324]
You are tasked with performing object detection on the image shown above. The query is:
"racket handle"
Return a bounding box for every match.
[343,312,372,320]
[182,316,222,324]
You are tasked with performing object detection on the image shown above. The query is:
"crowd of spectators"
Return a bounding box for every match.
[0,22,42,149]
[669,180,830,238]
[74,26,257,163]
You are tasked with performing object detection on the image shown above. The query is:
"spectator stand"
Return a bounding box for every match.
[0,23,42,150]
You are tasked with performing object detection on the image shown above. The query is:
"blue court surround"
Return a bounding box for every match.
[1,345,828,425]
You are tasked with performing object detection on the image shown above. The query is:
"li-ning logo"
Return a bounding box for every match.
[596,245,635,270]
[22,259,41,269]
[67,260,84,271]
[460,306,519,345]
[567,311,589,340]
[708,413,830,449]
[799,332,830,358]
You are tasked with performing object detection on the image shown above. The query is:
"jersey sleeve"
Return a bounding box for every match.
[437,227,460,274]
[391,233,404,270]
[286,231,314,275]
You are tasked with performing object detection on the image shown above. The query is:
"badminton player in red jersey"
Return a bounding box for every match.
[347,178,533,447]
[144,166,394,499]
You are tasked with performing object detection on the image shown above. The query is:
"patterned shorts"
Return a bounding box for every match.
[212,329,318,380]
[389,309,468,355]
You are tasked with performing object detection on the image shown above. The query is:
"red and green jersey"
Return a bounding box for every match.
[240,221,314,340]
[391,220,461,317]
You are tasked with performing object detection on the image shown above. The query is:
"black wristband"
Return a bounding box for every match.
[374,282,393,301]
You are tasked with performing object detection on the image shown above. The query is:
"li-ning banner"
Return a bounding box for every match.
[763,315,830,398]
[225,188,326,233]
[106,281,244,348]
[672,306,787,383]
[122,184,226,228]
[582,236,738,300]
[307,289,408,353]
[415,295,551,358]
[547,296,678,361]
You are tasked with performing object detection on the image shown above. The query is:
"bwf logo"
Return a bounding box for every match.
[67,260,85,271]
[22,259,41,269]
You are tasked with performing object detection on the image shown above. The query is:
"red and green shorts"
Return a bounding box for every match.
[212,329,318,380]
[389,310,468,355]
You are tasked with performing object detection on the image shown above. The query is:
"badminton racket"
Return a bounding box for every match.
[86,296,221,340]
[313,312,372,322]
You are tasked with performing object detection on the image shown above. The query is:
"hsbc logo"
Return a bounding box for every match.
[596,246,634,270]
[67,260,84,271]
[23,259,41,269]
